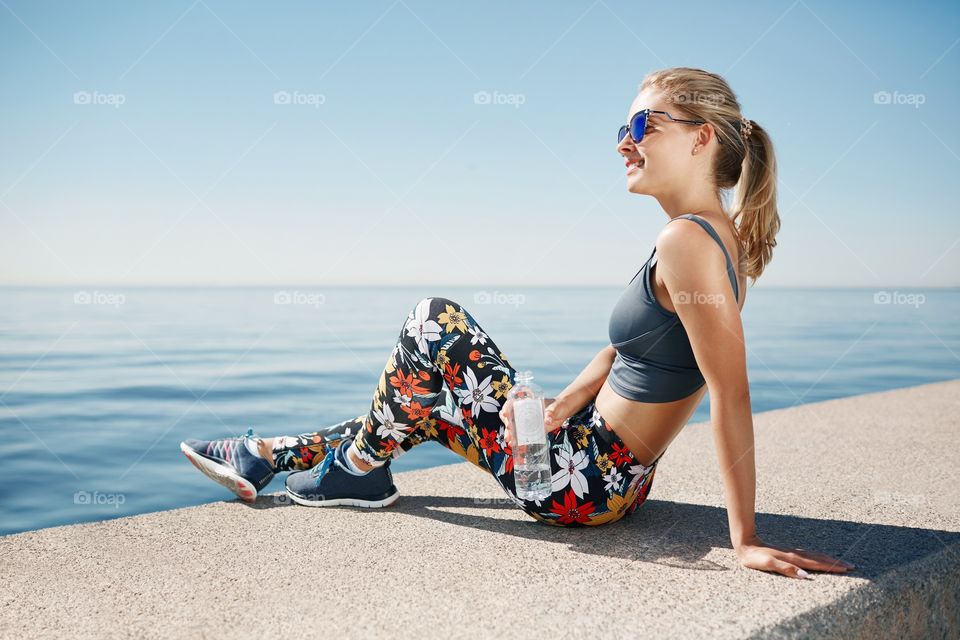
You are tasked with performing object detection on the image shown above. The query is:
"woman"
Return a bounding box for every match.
[180,67,855,579]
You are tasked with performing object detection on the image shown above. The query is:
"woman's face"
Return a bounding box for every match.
[616,88,705,196]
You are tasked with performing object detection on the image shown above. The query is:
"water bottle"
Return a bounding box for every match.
[508,370,552,501]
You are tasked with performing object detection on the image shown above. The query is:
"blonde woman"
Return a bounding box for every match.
[180,67,855,580]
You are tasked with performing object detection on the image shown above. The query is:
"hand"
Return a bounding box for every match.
[500,397,568,448]
[735,534,856,579]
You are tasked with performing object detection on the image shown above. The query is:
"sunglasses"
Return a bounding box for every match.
[617,108,723,145]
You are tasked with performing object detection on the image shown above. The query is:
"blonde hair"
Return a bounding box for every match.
[639,67,780,282]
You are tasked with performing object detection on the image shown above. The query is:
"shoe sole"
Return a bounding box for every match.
[285,485,401,508]
[180,442,258,503]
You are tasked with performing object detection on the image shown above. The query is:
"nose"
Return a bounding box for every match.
[617,131,636,158]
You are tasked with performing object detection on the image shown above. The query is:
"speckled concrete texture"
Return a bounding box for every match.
[2,379,958,639]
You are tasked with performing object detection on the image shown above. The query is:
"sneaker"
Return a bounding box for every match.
[180,428,275,503]
[284,437,400,508]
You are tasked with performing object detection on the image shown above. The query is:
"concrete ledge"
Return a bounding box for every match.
[2,380,958,639]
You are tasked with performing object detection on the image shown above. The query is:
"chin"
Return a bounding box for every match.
[626,178,650,195]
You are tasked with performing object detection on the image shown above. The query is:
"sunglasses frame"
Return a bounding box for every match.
[618,108,723,146]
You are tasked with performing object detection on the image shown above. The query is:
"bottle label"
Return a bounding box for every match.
[514,397,545,446]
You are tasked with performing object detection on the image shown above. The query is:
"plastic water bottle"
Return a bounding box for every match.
[508,370,552,501]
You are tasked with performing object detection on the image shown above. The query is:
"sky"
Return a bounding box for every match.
[1,0,958,287]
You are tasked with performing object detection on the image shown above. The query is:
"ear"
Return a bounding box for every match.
[696,121,721,148]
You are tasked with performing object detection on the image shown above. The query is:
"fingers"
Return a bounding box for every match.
[744,543,856,579]
[499,407,514,446]
[543,407,565,433]
[766,557,812,580]
[501,397,567,442]
[499,402,511,430]
[782,549,856,573]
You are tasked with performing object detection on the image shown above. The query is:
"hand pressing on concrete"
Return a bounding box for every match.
[735,534,856,579]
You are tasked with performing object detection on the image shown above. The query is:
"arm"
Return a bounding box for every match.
[657,223,854,578]
[501,344,616,440]
[657,227,755,547]
[709,385,757,547]
[554,344,617,418]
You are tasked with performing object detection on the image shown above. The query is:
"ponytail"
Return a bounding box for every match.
[730,120,780,281]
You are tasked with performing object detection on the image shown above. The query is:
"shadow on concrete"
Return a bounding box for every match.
[247,492,960,579]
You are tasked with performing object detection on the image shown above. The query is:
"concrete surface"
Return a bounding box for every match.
[2,379,958,639]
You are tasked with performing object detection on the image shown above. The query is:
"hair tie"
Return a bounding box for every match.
[740,116,753,141]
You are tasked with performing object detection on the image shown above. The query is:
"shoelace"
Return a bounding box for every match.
[205,427,258,463]
[311,448,338,486]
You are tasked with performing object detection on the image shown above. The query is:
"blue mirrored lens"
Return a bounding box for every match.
[617,125,629,143]
[629,111,647,144]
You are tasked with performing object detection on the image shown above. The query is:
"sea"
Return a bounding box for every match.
[1,286,957,536]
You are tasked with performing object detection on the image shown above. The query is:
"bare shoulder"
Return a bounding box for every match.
[655,218,726,273]
[655,217,747,311]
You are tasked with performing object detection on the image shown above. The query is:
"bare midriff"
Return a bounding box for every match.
[594,380,707,467]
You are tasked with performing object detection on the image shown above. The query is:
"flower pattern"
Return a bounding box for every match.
[551,447,591,498]
[267,296,662,527]
[406,298,443,355]
[456,367,500,417]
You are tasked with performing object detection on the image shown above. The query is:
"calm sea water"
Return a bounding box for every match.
[1,286,957,536]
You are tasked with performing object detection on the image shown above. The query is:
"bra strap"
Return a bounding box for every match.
[667,214,739,300]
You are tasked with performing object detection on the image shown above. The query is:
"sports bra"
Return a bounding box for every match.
[606,213,740,403]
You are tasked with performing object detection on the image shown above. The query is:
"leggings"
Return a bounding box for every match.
[268,296,661,527]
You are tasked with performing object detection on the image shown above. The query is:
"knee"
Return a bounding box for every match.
[412,296,461,316]
[430,295,459,308]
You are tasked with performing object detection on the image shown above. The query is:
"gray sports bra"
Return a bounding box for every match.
[607,214,740,403]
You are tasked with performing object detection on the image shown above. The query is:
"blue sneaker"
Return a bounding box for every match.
[180,428,275,503]
[284,437,400,508]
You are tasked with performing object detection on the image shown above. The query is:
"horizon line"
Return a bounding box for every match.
[0,283,957,290]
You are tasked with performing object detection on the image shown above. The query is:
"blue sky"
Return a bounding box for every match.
[1,0,958,287]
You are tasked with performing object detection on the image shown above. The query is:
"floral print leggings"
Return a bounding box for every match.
[268,296,661,527]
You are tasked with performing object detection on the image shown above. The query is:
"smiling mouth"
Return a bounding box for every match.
[626,158,645,175]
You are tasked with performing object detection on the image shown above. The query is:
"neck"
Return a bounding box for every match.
[655,188,724,221]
